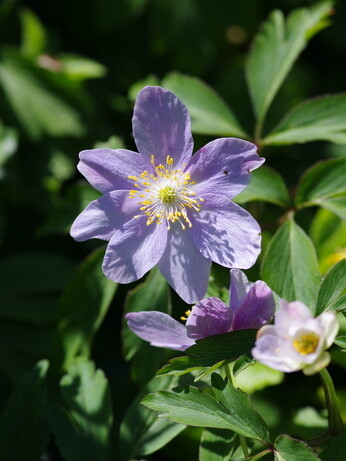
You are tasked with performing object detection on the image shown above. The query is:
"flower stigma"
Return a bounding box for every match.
[292,331,320,355]
[128,155,203,230]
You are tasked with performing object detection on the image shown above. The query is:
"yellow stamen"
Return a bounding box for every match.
[181,309,192,321]
[293,332,319,355]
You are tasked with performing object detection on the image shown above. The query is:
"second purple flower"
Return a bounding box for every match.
[71,86,264,303]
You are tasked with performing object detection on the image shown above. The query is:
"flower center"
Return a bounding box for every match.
[128,155,203,230]
[292,332,319,355]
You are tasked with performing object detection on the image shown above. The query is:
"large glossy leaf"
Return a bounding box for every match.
[246,2,332,124]
[161,72,247,137]
[0,58,84,139]
[261,219,321,311]
[53,248,117,371]
[120,375,185,460]
[50,358,113,461]
[274,434,321,460]
[315,259,346,315]
[234,166,290,208]
[0,361,49,461]
[295,159,346,219]
[263,94,346,145]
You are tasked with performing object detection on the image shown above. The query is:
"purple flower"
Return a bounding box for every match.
[252,300,339,375]
[71,86,264,303]
[125,269,275,351]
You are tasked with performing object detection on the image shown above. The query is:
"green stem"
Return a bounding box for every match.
[224,363,234,384]
[319,368,343,435]
[239,435,250,458]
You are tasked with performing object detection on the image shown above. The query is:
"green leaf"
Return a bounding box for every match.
[315,259,346,315]
[0,360,49,461]
[122,268,170,361]
[50,358,113,461]
[261,219,321,311]
[263,94,346,145]
[0,59,84,139]
[128,74,160,102]
[295,159,346,219]
[157,356,226,379]
[186,330,257,364]
[53,248,117,371]
[0,122,17,177]
[274,434,321,460]
[142,384,265,438]
[199,428,237,461]
[120,375,185,460]
[20,7,46,57]
[59,54,107,81]
[246,2,332,124]
[210,373,270,443]
[161,72,247,137]
[320,427,346,460]
[234,166,290,208]
[334,336,346,350]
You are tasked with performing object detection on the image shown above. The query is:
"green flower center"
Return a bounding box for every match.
[293,332,319,355]
[158,186,177,204]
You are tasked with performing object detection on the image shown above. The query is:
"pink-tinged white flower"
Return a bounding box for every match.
[125,269,274,351]
[252,300,339,375]
[71,86,264,303]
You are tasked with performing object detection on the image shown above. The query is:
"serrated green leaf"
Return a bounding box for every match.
[316,259,346,315]
[186,330,257,364]
[211,373,270,443]
[50,357,113,461]
[234,166,290,207]
[246,2,332,124]
[199,428,237,461]
[261,219,321,311]
[157,356,226,378]
[122,268,170,361]
[142,384,265,439]
[120,374,184,460]
[295,159,346,218]
[0,360,49,461]
[161,72,246,137]
[274,434,321,460]
[0,59,84,139]
[263,94,346,145]
[53,248,117,371]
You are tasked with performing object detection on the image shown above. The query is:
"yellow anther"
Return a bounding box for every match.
[181,309,192,321]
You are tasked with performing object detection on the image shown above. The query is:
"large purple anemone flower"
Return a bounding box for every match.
[71,86,264,303]
[125,269,275,351]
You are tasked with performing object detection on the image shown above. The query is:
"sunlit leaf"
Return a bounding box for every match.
[234,166,290,208]
[246,2,332,124]
[20,7,46,57]
[162,72,247,137]
[315,259,346,315]
[263,94,346,145]
[261,219,321,311]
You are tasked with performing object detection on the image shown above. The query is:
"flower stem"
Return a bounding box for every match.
[239,435,250,458]
[319,368,343,435]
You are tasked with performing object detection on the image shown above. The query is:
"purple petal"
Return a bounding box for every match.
[103,216,168,283]
[229,269,251,309]
[78,149,152,194]
[185,297,233,340]
[186,138,264,199]
[157,226,211,304]
[189,194,261,269]
[70,190,138,242]
[132,86,193,168]
[126,311,195,351]
[231,280,275,330]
